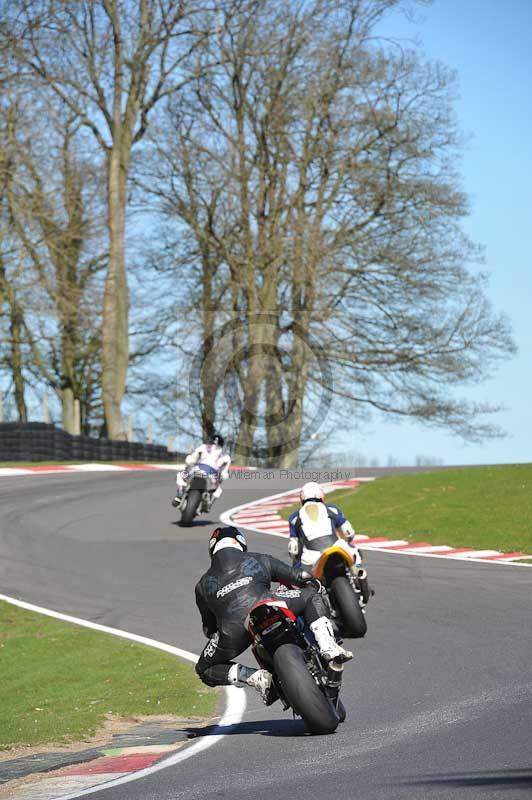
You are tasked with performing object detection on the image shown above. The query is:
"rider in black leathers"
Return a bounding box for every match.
[195,526,352,702]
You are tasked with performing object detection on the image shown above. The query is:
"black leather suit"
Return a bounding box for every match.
[195,547,326,687]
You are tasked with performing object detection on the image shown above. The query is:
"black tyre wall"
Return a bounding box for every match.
[330,576,367,638]
[180,489,202,526]
[273,643,339,735]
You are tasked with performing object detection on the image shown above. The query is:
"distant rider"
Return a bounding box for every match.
[172,432,231,507]
[194,526,353,703]
[288,481,363,568]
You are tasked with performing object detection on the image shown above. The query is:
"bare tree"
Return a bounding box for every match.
[4,0,227,437]
[1,95,106,433]
[144,0,515,466]
[0,105,30,421]
[0,257,29,422]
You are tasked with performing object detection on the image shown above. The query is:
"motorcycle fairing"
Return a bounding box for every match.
[245,598,297,634]
[313,543,355,582]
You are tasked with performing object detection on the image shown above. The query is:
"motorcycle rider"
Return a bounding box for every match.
[195,526,352,703]
[288,481,363,568]
[172,432,231,508]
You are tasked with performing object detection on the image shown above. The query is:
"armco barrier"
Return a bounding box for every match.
[0,422,182,463]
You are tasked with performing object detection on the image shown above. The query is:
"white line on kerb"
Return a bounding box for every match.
[0,593,246,800]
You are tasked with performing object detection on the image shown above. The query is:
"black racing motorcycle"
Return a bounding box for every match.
[246,597,346,735]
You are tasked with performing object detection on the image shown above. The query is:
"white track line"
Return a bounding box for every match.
[0,593,246,800]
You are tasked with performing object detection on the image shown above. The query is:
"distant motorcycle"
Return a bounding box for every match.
[309,540,370,639]
[246,594,346,735]
[175,466,219,526]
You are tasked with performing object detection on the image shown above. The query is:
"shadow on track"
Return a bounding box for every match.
[184,718,309,739]
[397,769,532,791]
[170,518,216,528]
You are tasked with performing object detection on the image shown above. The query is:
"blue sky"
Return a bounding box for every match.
[337,0,532,467]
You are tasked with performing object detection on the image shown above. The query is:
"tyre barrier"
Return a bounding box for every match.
[0,422,181,463]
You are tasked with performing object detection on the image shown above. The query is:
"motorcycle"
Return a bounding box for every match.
[246,596,346,735]
[310,540,370,639]
[176,466,219,527]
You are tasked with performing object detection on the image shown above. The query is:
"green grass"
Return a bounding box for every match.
[0,602,216,751]
[282,465,532,554]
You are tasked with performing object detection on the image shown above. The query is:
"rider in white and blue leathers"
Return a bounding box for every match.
[174,432,231,505]
[287,482,363,568]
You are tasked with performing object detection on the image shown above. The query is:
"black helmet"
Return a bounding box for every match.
[208,526,247,558]
[210,432,224,447]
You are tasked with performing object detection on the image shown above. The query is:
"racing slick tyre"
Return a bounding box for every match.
[179,489,202,527]
[330,576,367,638]
[273,643,339,735]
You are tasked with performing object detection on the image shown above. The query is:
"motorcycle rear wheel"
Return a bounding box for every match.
[273,643,339,735]
[330,576,367,638]
[179,489,202,526]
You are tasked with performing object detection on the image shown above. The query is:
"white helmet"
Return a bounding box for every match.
[300,481,324,504]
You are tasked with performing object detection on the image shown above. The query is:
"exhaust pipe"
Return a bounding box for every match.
[356,568,371,604]
[326,659,344,690]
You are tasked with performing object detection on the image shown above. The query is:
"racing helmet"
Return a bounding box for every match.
[208,526,247,558]
[210,432,224,447]
[300,481,324,504]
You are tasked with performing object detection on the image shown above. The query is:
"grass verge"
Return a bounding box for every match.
[0,602,216,751]
[282,464,532,554]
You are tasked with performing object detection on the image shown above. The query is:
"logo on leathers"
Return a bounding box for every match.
[217,576,253,598]
[203,631,219,658]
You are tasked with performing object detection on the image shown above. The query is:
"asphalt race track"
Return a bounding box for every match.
[1,470,531,800]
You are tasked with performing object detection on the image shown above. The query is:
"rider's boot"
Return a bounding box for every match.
[228,664,276,705]
[171,488,183,508]
[310,617,353,664]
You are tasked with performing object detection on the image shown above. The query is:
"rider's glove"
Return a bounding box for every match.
[289,567,324,594]
[289,566,313,586]
[287,538,299,559]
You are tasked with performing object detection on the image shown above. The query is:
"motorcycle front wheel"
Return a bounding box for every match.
[330,576,367,638]
[273,643,339,735]
[179,489,202,526]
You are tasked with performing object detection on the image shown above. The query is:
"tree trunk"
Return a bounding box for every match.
[59,299,78,434]
[266,366,306,468]
[102,147,129,440]
[199,247,217,440]
[10,304,27,423]
[61,386,76,433]
[274,393,305,468]
[233,355,263,463]
[1,253,28,422]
